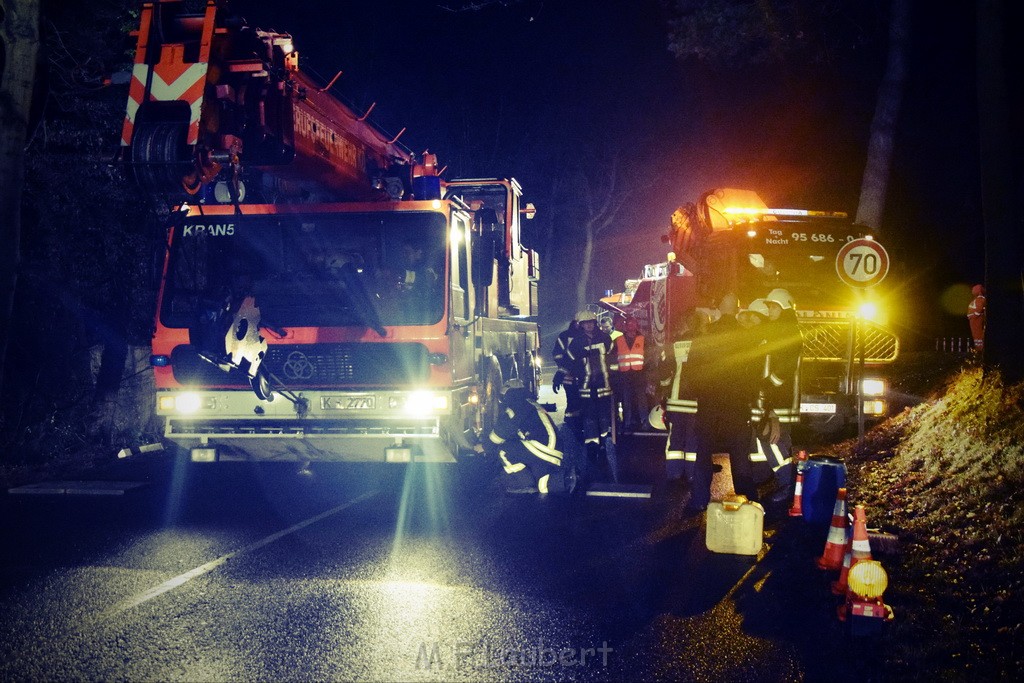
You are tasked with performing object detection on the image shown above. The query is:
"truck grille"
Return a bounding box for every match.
[800,321,899,363]
[170,342,430,387]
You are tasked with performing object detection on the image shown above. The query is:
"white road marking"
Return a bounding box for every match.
[104,489,379,616]
[585,488,652,499]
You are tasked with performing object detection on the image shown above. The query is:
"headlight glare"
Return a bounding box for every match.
[176,392,202,414]
[861,379,886,396]
[404,391,448,416]
[858,302,880,321]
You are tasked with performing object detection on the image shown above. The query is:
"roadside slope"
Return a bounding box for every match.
[829,365,1024,678]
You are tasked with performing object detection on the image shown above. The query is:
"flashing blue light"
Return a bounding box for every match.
[150,355,171,367]
[412,175,442,201]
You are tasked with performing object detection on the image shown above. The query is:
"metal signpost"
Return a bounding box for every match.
[836,238,891,443]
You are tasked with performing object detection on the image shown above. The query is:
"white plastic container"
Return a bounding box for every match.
[705,495,764,555]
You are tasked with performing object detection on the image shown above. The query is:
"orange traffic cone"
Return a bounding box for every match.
[788,468,805,517]
[850,505,873,566]
[831,526,853,595]
[816,487,848,570]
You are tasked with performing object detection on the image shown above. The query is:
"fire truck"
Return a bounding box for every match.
[600,188,899,433]
[122,0,540,463]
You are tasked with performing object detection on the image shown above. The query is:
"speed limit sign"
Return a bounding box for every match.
[836,238,890,288]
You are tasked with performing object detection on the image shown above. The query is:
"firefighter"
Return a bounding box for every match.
[476,379,581,494]
[600,314,623,343]
[967,284,986,351]
[759,288,804,504]
[685,293,762,514]
[567,309,618,483]
[737,298,777,488]
[601,314,626,425]
[614,317,647,432]
[552,317,583,437]
[397,239,440,292]
[661,311,707,483]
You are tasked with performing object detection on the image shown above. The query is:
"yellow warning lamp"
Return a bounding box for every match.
[848,560,888,600]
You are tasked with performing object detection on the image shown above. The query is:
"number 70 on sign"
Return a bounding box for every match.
[835,238,890,288]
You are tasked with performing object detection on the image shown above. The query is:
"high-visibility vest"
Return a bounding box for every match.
[614,334,645,371]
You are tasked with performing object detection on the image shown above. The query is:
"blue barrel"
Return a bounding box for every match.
[801,455,847,525]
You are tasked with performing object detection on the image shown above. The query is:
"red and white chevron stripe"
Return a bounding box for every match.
[121,61,209,147]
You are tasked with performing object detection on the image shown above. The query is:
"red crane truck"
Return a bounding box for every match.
[122,0,540,464]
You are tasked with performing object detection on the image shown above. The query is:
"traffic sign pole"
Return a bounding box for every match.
[835,238,890,445]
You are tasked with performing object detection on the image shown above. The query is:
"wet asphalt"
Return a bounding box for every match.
[0,424,896,683]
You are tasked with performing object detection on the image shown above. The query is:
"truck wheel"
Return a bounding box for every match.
[481,357,503,437]
[523,351,540,399]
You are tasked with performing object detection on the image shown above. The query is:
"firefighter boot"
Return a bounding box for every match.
[582,441,602,487]
[504,468,538,494]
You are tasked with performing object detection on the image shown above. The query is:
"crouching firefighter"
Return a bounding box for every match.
[476,380,582,494]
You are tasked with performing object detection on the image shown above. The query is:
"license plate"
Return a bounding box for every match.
[800,402,837,414]
[321,396,376,410]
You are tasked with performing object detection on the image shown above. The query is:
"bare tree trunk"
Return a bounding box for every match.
[977,0,1024,382]
[576,226,595,313]
[539,177,561,302]
[0,0,41,399]
[854,0,910,230]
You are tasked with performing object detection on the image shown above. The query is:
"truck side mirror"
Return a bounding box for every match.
[472,233,495,287]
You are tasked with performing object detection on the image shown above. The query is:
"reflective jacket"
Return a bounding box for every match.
[761,311,803,423]
[664,339,697,416]
[567,330,615,399]
[688,315,763,414]
[486,389,565,473]
[967,289,986,344]
[614,334,645,371]
[552,325,578,385]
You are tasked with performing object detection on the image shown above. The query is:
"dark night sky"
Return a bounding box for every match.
[236,1,1005,345]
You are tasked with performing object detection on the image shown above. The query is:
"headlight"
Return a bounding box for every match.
[858,302,880,321]
[159,392,215,414]
[861,379,886,396]
[862,400,886,415]
[402,391,449,416]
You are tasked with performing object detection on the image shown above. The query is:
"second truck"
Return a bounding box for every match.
[122,0,540,464]
[600,188,900,433]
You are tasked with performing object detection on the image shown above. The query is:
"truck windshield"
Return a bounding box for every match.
[161,211,446,329]
[711,223,871,309]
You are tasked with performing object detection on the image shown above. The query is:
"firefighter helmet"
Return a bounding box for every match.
[575,308,598,323]
[742,299,771,318]
[766,288,795,310]
[500,378,529,403]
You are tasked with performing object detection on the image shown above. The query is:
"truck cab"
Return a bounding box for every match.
[153,178,540,464]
